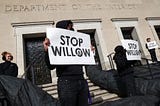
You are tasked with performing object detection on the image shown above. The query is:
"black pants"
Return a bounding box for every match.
[118,73,136,97]
[149,50,158,62]
[0,98,9,106]
[57,78,89,106]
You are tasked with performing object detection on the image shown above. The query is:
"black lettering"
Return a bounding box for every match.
[127,50,132,55]
[66,47,71,56]
[128,43,132,49]
[133,44,137,49]
[128,43,137,49]
[66,36,70,46]
[71,47,76,56]
[126,50,140,56]
[62,47,66,56]
[75,48,83,57]
[82,49,90,57]
[51,46,62,56]
[60,35,65,45]
[79,38,83,47]
[71,37,78,46]
[51,46,91,57]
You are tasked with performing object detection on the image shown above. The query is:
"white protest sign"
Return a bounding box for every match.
[121,40,141,60]
[147,41,158,50]
[46,28,95,65]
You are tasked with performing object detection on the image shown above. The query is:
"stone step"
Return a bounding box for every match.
[38,83,55,88]
[42,85,57,91]
[91,89,108,97]
[46,89,57,95]
[51,94,119,101]
[41,82,97,94]
[90,93,120,106]
[96,93,119,101]
[51,94,58,98]
[39,79,120,106]
[107,97,121,101]
[88,82,94,87]
[91,97,103,105]
[39,80,94,88]
[89,86,100,91]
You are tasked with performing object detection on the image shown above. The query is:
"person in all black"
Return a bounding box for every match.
[43,20,89,106]
[0,51,18,77]
[0,51,18,106]
[113,45,136,97]
[145,38,158,63]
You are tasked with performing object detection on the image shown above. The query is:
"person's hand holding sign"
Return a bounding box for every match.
[43,38,50,52]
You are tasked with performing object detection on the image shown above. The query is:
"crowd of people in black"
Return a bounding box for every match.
[0,20,159,106]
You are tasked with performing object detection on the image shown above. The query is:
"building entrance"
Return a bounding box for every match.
[24,33,52,85]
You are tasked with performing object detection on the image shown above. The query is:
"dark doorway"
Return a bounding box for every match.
[24,33,52,85]
[78,29,102,69]
[154,25,160,40]
[120,27,142,66]
[121,27,134,39]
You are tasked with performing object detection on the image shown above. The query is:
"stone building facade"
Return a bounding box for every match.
[0,0,160,83]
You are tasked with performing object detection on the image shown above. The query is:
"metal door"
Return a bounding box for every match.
[24,36,52,85]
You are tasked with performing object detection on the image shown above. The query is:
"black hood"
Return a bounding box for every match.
[114,45,126,53]
[56,20,73,30]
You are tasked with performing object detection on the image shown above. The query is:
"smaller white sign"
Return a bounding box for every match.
[121,40,141,60]
[147,41,158,50]
[47,28,95,65]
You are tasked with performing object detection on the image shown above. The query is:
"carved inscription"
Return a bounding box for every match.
[105,4,137,10]
[4,3,138,13]
[5,4,67,12]
[72,4,102,10]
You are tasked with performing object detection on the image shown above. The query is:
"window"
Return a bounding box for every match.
[146,17,160,42]
[154,25,160,40]
[121,27,134,39]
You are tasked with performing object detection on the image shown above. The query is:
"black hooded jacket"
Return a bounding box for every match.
[45,20,84,79]
[0,61,18,77]
[113,46,134,76]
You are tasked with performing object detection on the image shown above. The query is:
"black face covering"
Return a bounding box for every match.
[56,20,74,31]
